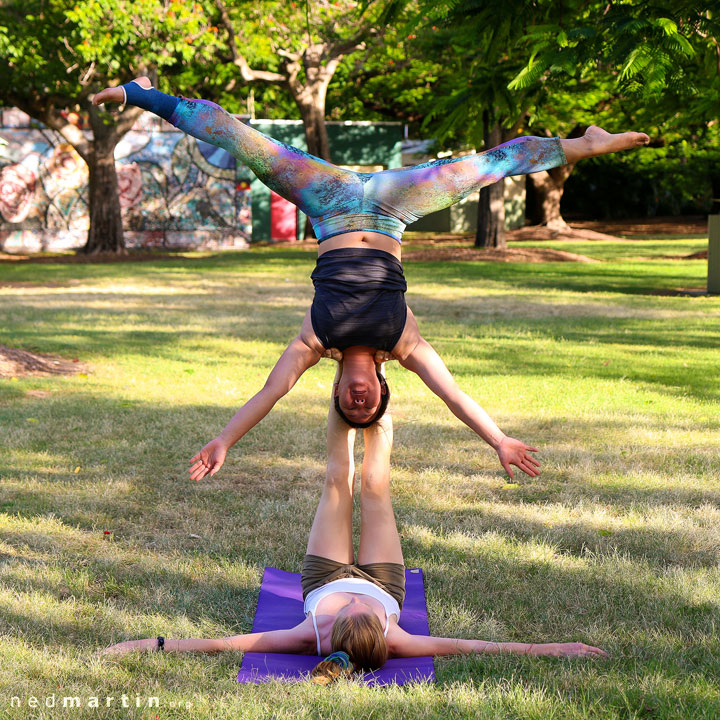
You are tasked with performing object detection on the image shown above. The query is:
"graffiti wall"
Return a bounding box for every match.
[0,108,252,252]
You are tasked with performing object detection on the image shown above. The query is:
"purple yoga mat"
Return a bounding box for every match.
[237,567,435,686]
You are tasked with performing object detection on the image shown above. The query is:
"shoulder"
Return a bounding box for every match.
[290,616,320,654]
[300,307,325,354]
[384,622,414,657]
[390,305,420,361]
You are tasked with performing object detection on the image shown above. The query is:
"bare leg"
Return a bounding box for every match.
[305,395,357,564]
[93,77,360,219]
[356,413,403,566]
[561,125,650,164]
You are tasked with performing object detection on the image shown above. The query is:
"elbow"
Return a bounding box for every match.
[260,379,289,402]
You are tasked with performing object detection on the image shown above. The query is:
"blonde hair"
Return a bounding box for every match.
[310,612,388,685]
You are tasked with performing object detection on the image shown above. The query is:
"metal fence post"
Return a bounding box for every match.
[709,215,720,295]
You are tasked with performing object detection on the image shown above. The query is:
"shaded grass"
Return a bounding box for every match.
[0,237,719,719]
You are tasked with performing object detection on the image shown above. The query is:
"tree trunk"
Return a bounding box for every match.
[526,164,575,233]
[475,119,505,249]
[83,147,124,254]
[298,95,331,162]
[525,126,583,233]
[82,107,124,254]
[296,84,331,239]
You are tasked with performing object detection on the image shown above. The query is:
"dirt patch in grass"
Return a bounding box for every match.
[679,249,708,260]
[570,215,708,238]
[646,287,709,297]
[0,346,87,378]
[404,246,598,263]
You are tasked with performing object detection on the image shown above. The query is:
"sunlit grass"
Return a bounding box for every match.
[0,237,718,719]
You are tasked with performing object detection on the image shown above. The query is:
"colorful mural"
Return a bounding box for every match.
[0,108,252,252]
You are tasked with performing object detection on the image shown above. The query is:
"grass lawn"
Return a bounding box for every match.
[0,236,718,719]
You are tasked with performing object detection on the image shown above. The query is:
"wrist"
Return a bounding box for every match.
[489,433,507,451]
[215,433,232,449]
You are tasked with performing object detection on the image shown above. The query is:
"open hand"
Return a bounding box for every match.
[531,642,608,659]
[496,436,540,478]
[189,437,228,482]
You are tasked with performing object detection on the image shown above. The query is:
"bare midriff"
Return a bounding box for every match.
[317,231,402,260]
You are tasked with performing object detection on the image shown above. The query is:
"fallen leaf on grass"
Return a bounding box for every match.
[74,466,81,473]
[502,483,520,489]
[26,417,38,423]
[598,529,613,536]
[189,533,201,539]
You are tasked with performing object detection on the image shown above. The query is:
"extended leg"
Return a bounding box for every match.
[356,413,403,566]
[94,78,361,218]
[305,401,357,564]
[365,130,648,225]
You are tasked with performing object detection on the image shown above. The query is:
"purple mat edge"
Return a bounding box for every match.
[237,567,435,686]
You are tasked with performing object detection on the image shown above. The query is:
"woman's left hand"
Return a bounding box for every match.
[496,436,540,478]
[531,642,608,658]
[101,638,158,656]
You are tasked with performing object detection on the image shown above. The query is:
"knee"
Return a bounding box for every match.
[360,472,390,502]
[324,461,354,494]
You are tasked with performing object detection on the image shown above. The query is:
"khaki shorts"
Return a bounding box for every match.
[301,554,406,610]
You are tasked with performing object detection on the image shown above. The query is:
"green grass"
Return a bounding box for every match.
[1,237,719,719]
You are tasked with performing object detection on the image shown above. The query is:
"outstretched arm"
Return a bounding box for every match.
[398,338,540,478]
[390,628,607,659]
[189,335,322,481]
[102,623,314,656]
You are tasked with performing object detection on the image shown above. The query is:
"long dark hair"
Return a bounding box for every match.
[334,371,390,429]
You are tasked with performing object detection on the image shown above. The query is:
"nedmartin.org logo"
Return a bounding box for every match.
[6,693,194,711]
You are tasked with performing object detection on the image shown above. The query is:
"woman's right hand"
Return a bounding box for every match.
[101,638,158,656]
[189,437,228,482]
[530,642,608,658]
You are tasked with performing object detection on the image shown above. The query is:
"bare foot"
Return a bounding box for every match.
[92,76,152,106]
[583,125,650,155]
[561,125,650,164]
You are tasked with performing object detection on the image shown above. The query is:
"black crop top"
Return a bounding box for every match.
[310,248,408,351]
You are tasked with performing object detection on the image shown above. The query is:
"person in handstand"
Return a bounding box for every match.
[102,382,608,678]
[94,79,649,481]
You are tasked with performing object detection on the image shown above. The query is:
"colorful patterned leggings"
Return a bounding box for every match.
[122,82,567,242]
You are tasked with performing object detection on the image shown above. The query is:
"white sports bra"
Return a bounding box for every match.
[304,578,401,655]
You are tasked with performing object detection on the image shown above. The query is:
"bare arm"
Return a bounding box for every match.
[398,337,540,478]
[189,335,322,481]
[102,623,315,656]
[389,628,607,659]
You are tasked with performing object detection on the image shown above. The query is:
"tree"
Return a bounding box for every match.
[210,0,381,162]
[0,0,213,253]
[509,2,720,232]
[396,0,547,248]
